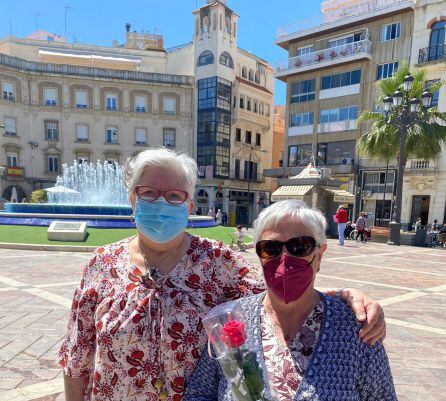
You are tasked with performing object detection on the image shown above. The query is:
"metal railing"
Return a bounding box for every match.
[276,40,372,73]
[277,0,414,40]
[418,44,446,64]
[0,53,194,86]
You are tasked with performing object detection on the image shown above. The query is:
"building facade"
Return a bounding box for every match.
[0,0,275,226]
[271,0,446,227]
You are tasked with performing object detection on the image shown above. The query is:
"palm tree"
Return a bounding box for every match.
[357,63,446,230]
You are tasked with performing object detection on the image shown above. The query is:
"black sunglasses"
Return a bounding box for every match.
[256,236,318,260]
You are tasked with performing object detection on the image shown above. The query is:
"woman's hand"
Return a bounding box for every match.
[326,288,386,346]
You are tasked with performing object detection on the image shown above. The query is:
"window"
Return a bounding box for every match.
[76,124,89,142]
[135,128,148,145]
[247,100,251,111]
[163,128,176,147]
[426,80,440,107]
[254,102,258,113]
[2,81,15,101]
[135,95,147,112]
[219,52,234,68]
[265,104,270,116]
[236,128,241,142]
[317,140,355,164]
[45,121,59,141]
[7,151,18,167]
[75,91,88,108]
[105,93,117,110]
[48,155,60,172]
[321,69,361,90]
[290,112,314,127]
[428,21,446,61]
[244,161,258,181]
[288,144,312,167]
[43,88,57,106]
[291,79,316,103]
[376,61,399,80]
[259,102,264,115]
[106,127,118,144]
[4,117,16,136]
[239,96,244,109]
[296,45,314,57]
[255,71,260,84]
[198,77,217,110]
[248,69,254,81]
[255,133,261,147]
[319,106,358,123]
[329,33,362,48]
[77,155,89,164]
[242,66,248,79]
[245,130,252,144]
[197,51,215,66]
[163,98,176,115]
[234,159,240,179]
[380,22,401,42]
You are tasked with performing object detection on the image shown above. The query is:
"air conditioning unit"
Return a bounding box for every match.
[362,190,372,197]
[341,157,353,165]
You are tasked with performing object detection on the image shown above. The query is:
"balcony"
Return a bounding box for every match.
[318,119,357,133]
[229,170,265,183]
[418,45,446,65]
[406,159,438,174]
[276,0,415,47]
[0,53,193,87]
[275,40,372,79]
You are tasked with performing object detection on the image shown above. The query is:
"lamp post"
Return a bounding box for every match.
[383,74,433,245]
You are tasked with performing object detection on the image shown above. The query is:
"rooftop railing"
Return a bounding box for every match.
[0,53,194,86]
[277,0,414,41]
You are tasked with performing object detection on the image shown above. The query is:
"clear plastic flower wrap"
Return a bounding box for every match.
[203,301,273,401]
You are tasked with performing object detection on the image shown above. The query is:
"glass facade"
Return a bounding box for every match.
[288,144,312,167]
[197,77,232,178]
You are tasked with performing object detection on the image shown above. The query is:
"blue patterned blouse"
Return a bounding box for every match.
[184,293,397,401]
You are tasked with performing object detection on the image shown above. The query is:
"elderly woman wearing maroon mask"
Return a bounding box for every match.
[184,200,396,401]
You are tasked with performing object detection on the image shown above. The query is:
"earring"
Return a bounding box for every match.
[130,215,135,224]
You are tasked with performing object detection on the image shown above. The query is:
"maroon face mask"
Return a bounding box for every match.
[262,253,316,304]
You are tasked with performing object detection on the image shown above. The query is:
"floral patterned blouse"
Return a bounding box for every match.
[260,301,324,401]
[57,235,265,401]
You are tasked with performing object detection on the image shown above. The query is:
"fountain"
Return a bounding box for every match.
[1,161,216,229]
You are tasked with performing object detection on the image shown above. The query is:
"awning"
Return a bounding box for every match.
[271,185,314,202]
[322,187,355,203]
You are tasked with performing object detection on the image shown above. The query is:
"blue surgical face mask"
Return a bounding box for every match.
[134,199,189,243]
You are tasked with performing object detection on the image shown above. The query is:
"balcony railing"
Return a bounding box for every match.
[407,159,437,172]
[277,0,414,41]
[276,40,372,76]
[418,45,446,64]
[0,53,194,86]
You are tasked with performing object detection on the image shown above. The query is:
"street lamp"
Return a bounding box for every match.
[384,73,433,245]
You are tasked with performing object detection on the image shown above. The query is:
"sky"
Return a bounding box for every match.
[0,0,322,104]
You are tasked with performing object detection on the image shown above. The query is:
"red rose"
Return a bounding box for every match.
[220,320,246,348]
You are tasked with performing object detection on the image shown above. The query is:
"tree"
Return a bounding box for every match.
[357,64,446,164]
[357,64,446,227]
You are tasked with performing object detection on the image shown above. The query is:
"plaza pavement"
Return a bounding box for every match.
[0,239,444,400]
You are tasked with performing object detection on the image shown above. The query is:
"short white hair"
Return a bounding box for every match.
[124,148,198,196]
[253,200,327,245]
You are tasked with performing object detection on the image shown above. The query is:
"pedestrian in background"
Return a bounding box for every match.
[221,211,228,226]
[335,205,348,246]
[208,207,215,220]
[356,212,367,242]
[414,217,422,231]
[216,209,222,225]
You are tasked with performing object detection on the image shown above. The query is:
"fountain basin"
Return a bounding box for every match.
[1,204,218,229]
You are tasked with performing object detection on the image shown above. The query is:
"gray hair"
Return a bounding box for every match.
[124,148,198,196]
[253,200,327,245]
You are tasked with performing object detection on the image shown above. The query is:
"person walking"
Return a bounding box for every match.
[208,207,215,220]
[221,211,228,226]
[356,212,367,242]
[335,205,348,246]
[414,217,422,231]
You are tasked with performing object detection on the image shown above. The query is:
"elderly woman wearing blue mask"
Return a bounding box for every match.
[184,200,396,401]
[58,149,387,401]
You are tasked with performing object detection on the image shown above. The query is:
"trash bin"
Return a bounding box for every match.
[414,228,427,247]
